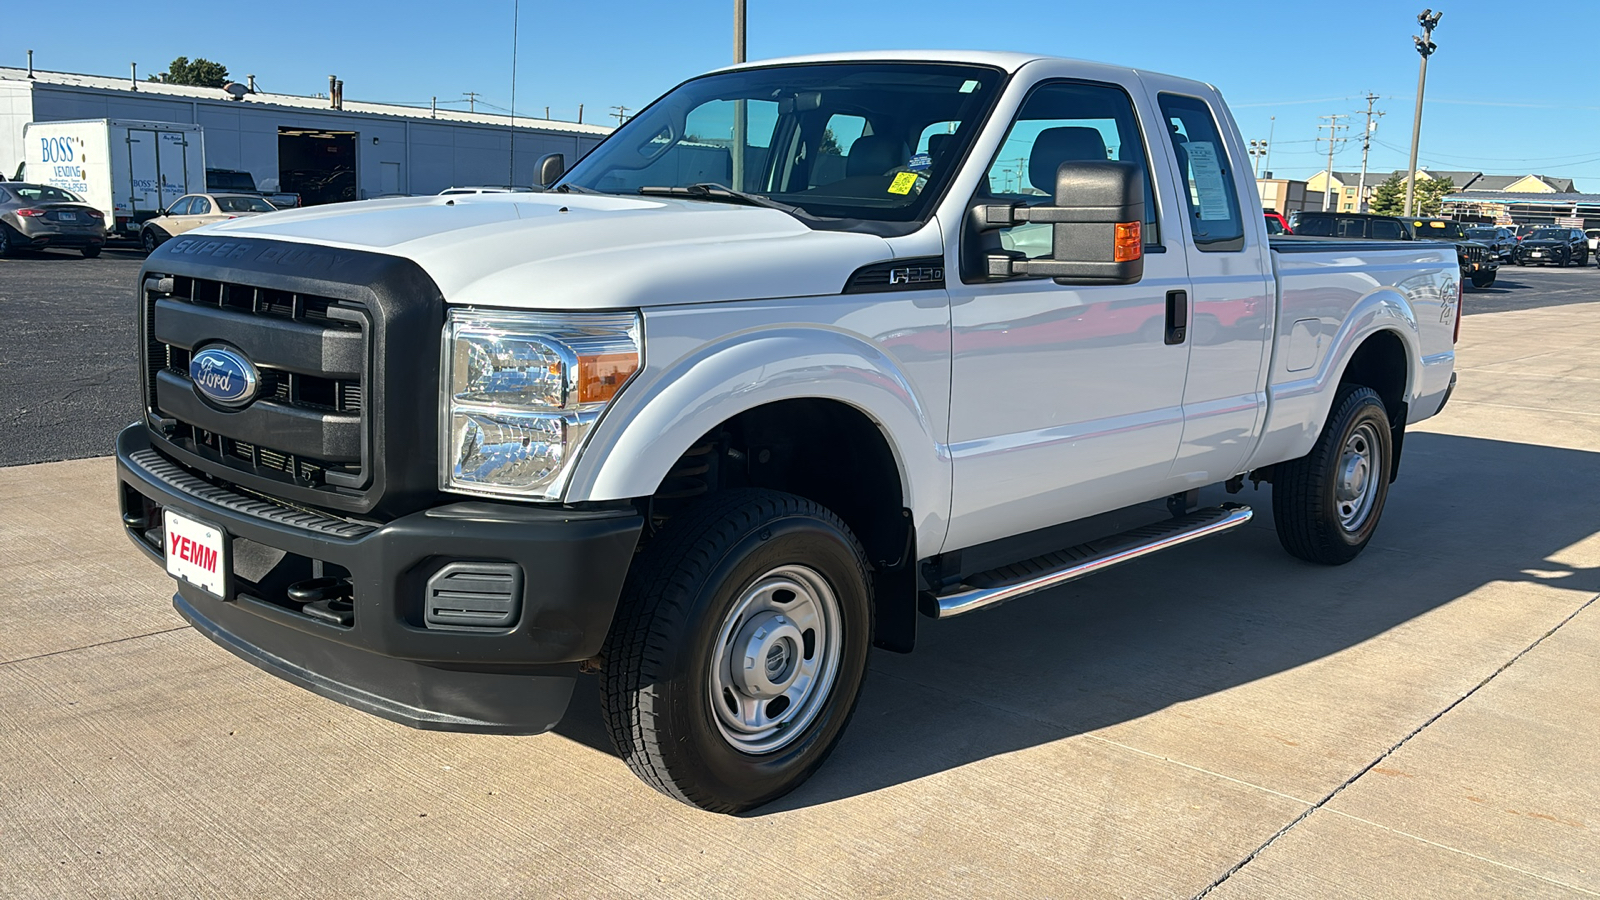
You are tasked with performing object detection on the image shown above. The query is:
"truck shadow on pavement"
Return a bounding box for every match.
[554,432,1600,813]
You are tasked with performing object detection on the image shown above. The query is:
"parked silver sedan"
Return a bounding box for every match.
[0,183,108,258]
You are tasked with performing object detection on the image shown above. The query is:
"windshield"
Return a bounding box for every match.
[1414,220,1467,240]
[558,62,1006,227]
[1527,228,1568,240]
[11,184,84,203]
[1466,228,1498,240]
[208,171,256,192]
[216,196,276,213]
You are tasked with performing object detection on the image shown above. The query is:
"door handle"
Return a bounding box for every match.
[1165,290,1188,345]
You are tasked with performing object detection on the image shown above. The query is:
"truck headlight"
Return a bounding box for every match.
[441,309,641,499]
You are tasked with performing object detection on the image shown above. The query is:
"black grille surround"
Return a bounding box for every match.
[140,236,445,517]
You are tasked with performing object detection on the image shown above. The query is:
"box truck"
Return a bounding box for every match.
[22,120,205,239]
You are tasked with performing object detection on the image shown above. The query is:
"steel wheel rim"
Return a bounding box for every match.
[1335,421,1382,532]
[707,564,843,755]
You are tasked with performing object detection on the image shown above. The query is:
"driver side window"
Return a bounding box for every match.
[168,197,194,216]
[980,80,1160,259]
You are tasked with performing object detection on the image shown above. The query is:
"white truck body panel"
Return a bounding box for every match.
[181,52,1459,559]
[22,119,204,233]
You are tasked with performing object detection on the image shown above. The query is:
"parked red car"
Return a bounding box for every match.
[1264,211,1292,235]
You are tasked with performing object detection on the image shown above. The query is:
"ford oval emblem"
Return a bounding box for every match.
[189,345,260,407]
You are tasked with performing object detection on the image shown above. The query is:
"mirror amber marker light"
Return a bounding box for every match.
[1114,221,1143,262]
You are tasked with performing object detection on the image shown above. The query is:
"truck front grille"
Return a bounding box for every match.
[143,274,368,496]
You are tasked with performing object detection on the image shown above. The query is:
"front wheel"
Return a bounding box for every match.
[1471,270,1495,288]
[600,488,873,813]
[1272,385,1393,565]
[140,228,161,254]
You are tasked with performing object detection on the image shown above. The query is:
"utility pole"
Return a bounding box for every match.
[463,91,480,113]
[1318,114,1350,211]
[732,0,747,190]
[1404,9,1442,217]
[1356,93,1384,212]
[610,105,631,126]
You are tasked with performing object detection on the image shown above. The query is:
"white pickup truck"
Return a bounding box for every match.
[116,51,1459,812]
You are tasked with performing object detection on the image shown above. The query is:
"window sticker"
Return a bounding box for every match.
[1184,141,1232,221]
[907,153,933,173]
[959,80,980,93]
[888,172,920,195]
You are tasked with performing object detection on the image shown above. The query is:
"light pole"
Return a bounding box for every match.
[1248,140,1269,178]
[1403,9,1442,217]
[731,0,747,189]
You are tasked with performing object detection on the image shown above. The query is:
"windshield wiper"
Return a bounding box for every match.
[637,183,820,221]
[553,183,602,194]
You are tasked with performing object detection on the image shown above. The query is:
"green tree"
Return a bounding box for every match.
[819,127,842,156]
[1415,177,1455,217]
[149,57,231,88]
[1368,172,1406,215]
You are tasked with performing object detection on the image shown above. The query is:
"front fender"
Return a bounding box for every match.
[562,325,951,558]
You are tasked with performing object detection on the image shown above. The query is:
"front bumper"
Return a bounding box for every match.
[115,425,642,734]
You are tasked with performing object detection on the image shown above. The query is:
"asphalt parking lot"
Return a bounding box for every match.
[1,249,1598,897]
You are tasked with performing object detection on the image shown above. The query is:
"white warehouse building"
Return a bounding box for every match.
[0,65,611,204]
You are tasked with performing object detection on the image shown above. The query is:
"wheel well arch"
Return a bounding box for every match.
[642,397,919,652]
[1336,328,1408,416]
[1335,328,1410,480]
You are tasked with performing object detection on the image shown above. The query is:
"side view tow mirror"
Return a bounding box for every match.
[983,160,1145,286]
[535,153,565,189]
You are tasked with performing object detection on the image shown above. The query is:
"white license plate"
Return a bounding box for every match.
[164,509,228,598]
[1532,251,1544,257]
[57,212,77,221]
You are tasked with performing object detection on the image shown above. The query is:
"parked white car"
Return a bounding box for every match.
[119,50,1460,813]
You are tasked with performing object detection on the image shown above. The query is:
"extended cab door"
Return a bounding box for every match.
[943,76,1194,550]
[1141,84,1274,484]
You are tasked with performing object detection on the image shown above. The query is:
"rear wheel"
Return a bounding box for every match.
[0,224,17,257]
[81,245,102,259]
[600,488,873,813]
[1272,384,1393,565]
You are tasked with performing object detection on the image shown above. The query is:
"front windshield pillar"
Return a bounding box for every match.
[733,99,747,190]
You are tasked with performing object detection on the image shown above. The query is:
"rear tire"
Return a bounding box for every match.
[81,245,102,259]
[1272,384,1393,565]
[0,224,17,257]
[600,488,873,813]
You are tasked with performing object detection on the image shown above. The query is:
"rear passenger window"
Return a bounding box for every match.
[1158,93,1244,251]
[980,80,1160,256]
[192,197,213,215]
[1371,219,1403,240]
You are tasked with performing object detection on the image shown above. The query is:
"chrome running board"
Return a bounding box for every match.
[924,504,1254,619]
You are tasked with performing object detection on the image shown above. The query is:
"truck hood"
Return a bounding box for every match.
[198,193,897,308]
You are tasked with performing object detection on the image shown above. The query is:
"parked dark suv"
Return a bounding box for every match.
[1408,218,1500,288]
[1512,226,1589,267]
[1466,226,1514,261]
[1289,211,1411,240]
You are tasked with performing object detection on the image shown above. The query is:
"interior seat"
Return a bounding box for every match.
[1027,126,1109,194]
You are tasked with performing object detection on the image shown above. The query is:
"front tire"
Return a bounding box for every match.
[600,488,873,813]
[1471,270,1495,288]
[1272,385,1393,565]
[140,228,162,254]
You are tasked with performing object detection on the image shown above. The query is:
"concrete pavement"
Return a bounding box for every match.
[2,284,1598,898]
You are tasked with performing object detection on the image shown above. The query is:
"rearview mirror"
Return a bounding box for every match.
[983,160,1145,286]
[535,153,565,189]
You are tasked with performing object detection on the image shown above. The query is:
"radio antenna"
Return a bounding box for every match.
[509,0,520,185]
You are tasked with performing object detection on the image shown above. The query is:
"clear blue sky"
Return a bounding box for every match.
[15,0,1600,188]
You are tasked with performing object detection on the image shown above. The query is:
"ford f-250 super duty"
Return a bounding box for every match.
[116,51,1459,813]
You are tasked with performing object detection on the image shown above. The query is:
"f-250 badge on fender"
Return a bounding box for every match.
[189,345,260,407]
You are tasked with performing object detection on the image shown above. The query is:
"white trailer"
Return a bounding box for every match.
[21,119,205,238]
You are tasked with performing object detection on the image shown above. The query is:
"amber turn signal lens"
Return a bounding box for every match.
[576,352,639,405]
[1114,221,1142,262]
